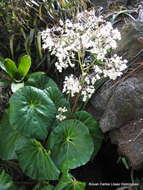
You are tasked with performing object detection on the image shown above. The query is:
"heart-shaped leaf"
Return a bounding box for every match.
[47,119,94,170]
[75,111,103,158]
[17,55,31,79]
[16,139,60,180]
[9,86,56,139]
[0,111,27,160]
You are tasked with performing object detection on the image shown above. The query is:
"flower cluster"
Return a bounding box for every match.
[62,75,82,97]
[102,54,127,80]
[56,107,68,121]
[41,9,127,102]
[41,9,122,72]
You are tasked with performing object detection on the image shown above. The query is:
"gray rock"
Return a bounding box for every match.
[110,119,143,169]
[90,73,143,132]
[88,73,143,169]
[91,0,129,8]
[117,22,143,62]
[87,80,116,120]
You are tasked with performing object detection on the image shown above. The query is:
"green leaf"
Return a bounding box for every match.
[0,170,18,190]
[55,173,72,190]
[44,87,71,112]
[66,180,86,190]
[0,57,7,72]
[4,58,18,79]
[55,173,86,190]
[41,185,54,190]
[9,86,56,139]
[11,82,24,93]
[26,73,71,114]
[27,72,45,79]
[0,111,27,160]
[33,183,54,190]
[75,111,103,158]
[47,119,94,170]
[16,139,60,180]
[26,73,58,90]
[17,55,31,79]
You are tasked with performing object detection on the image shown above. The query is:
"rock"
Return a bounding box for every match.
[110,119,143,170]
[91,0,139,10]
[117,22,143,62]
[91,73,143,132]
[88,72,143,169]
[91,0,129,8]
[87,80,116,120]
[91,0,108,9]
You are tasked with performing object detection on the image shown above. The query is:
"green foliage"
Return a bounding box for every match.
[9,86,56,139]
[0,111,27,160]
[55,173,86,190]
[0,170,19,190]
[26,72,58,90]
[0,72,103,189]
[17,139,60,180]
[0,0,90,71]
[75,111,104,158]
[0,55,31,81]
[0,55,31,92]
[47,119,94,171]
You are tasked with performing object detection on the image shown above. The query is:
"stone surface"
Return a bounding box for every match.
[117,22,143,62]
[110,119,143,170]
[87,80,115,120]
[88,72,143,169]
[91,0,128,8]
[91,0,139,9]
[89,73,143,133]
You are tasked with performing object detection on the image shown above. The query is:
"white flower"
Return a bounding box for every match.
[41,9,128,102]
[56,107,68,121]
[63,75,81,97]
[41,9,123,73]
[81,85,95,102]
[103,54,128,80]
[56,114,66,121]
[58,107,68,113]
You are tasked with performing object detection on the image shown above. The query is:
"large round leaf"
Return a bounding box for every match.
[44,87,71,113]
[47,119,94,170]
[0,111,27,160]
[9,86,56,139]
[75,111,103,158]
[16,139,60,180]
[26,73,58,90]
[26,73,71,116]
